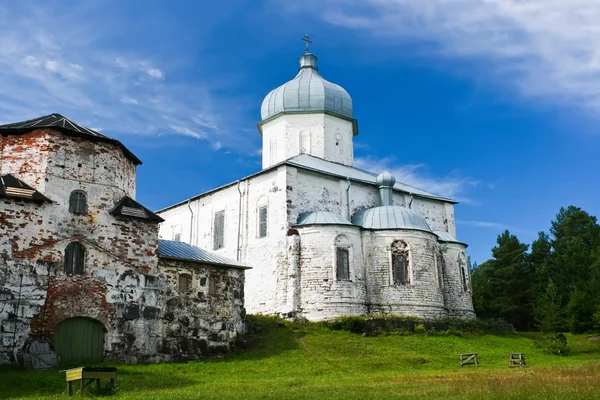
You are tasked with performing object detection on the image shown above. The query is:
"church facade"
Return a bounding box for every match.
[158,50,475,321]
[0,115,248,365]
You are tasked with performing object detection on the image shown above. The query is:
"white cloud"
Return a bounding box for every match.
[294,0,600,119]
[0,2,245,151]
[354,156,479,203]
[147,68,164,79]
[457,219,534,235]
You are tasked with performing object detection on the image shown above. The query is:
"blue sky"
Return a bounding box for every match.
[1,0,599,264]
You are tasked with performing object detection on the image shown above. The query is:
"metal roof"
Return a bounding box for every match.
[0,174,52,203]
[287,154,455,203]
[110,196,164,223]
[157,240,250,269]
[0,114,142,165]
[433,230,468,246]
[352,206,432,232]
[261,53,353,121]
[295,211,353,226]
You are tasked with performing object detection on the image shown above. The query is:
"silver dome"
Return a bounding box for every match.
[295,211,353,226]
[352,206,432,232]
[260,53,353,121]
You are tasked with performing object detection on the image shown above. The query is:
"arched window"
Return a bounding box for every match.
[391,240,410,285]
[69,190,87,214]
[334,235,351,280]
[64,242,85,275]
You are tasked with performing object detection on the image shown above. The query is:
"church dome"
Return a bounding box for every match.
[260,53,353,121]
[352,206,432,232]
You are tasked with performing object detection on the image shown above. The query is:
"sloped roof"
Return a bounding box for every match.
[0,114,142,165]
[352,206,432,232]
[158,240,250,269]
[0,174,52,203]
[433,230,468,246]
[110,196,164,223]
[286,155,454,203]
[295,211,353,226]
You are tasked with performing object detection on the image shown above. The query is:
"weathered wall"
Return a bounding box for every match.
[295,225,367,320]
[440,242,475,319]
[363,230,447,319]
[158,167,289,316]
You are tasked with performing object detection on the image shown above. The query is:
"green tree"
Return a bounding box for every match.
[535,279,565,332]
[471,230,534,330]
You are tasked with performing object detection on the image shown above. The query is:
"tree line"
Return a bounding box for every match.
[471,206,600,333]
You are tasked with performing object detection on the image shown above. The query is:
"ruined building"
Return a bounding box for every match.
[157,50,476,321]
[0,115,248,365]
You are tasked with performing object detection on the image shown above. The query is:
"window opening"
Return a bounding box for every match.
[64,242,85,275]
[258,206,268,238]
[336,247,350,280]
[178,275,191,293]
[213,211,225,250]
[69,190,87,214]
[391,241,409,285]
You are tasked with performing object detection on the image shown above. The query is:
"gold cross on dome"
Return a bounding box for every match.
[301,34,312,53]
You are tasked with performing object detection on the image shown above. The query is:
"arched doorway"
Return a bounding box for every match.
[53,317,105,365]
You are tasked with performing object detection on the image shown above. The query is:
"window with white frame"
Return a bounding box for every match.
[391,240,410,285]
[213,211,225,250]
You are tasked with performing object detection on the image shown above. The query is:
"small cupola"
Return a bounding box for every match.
[376,171,396,206]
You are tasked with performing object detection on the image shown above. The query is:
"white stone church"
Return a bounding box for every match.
[157,49,475,321]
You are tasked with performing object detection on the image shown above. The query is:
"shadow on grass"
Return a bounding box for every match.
[0,365,197,399]
[230,315,301,360]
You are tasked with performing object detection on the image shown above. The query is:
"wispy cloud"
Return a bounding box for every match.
[457,219,533,236]
[290,0,600,120]
[354,156,479,203]
[0,2,247,151]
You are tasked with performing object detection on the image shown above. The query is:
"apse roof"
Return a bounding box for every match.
[158,240,250,269]
[295,211,353,226]
[110,195,164,223]
[0,114,142,165]
[0,174,52,203]
[352,206,432,232]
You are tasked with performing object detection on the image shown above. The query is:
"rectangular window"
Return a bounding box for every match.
[336,248,350,280]
[213,211,225,250]
[178,275,191,293]
[208,276,216,296]
[392,253,408,284]
[258,206,268,238]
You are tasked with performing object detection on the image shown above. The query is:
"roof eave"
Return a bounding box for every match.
[257,110,358,136]
[158,255,251,270]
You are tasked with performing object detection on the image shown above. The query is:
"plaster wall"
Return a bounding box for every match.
[440,243,475,318]
[261,113,354,169]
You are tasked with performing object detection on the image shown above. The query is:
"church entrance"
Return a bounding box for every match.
[53,317,105,365]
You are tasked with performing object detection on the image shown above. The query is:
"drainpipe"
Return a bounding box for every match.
[346,178,352,220]
[11,273,23,361]
[236,180,243,261]
[187,199,194,244]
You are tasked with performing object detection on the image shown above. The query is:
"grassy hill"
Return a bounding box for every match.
[1,315,599,399]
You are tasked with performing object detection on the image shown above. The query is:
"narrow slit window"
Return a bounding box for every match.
[64,242,85,275]
[208,276,216,296]
[258,206,268,238]
[336,248,350,280]
[69,190,87,214]
[213,211,225,250]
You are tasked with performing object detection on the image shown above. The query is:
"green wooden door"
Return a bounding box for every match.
[54,318,105,365]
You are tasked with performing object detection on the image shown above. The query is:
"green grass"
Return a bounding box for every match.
[1,316,600,399]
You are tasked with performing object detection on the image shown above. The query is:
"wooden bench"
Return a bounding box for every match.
[508,353,526,368]
[458,353,479,367]
[64,367,117,396]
